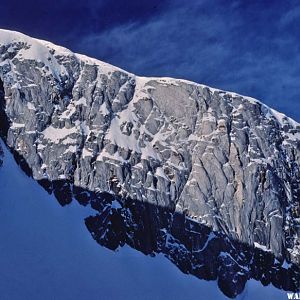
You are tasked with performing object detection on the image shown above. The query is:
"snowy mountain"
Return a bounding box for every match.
[0,29,299,298]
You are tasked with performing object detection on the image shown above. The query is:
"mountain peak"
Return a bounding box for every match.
[0,28,300,297]
[0,28,300,272]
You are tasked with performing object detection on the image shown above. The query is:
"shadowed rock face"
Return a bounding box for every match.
[0,29,299,297]
[83,191,300,298]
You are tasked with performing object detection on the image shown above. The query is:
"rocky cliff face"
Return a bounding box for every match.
[0,29,299,297]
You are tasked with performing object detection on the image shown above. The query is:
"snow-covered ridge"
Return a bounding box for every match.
[0,28,299,130]
[0,29,128,77]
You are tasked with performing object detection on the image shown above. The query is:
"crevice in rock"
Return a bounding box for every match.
[0,77,9,138]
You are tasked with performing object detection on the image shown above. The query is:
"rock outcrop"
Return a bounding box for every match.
[0,29,299,297]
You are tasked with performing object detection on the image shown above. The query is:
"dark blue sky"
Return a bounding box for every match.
[1,0,299,121]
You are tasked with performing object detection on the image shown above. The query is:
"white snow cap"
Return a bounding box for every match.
[0,28,299,130]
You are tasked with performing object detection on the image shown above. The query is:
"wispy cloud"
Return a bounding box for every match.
[280,4,300,26]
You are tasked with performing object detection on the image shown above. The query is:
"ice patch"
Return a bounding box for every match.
[254,242,272,252]
[42,126,77,143]
[27,102,36,110]
[12,122,25,128]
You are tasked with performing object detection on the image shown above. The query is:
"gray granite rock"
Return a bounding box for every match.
[0,29,299,264]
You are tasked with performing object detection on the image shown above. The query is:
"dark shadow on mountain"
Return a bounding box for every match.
[0,78,9,138]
